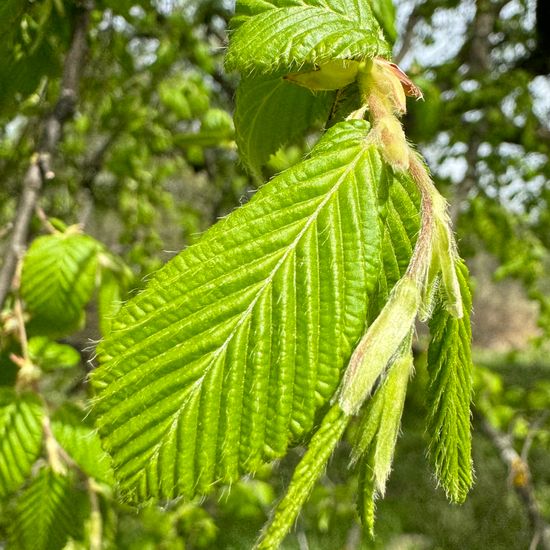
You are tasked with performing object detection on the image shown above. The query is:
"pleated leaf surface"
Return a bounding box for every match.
[226,0,390,74]
[234,74,334,176]
[20,232,101,336]
[426,260,474,502]
[9,468,89,550]
[92,120,390,500]
[0,389,44,496]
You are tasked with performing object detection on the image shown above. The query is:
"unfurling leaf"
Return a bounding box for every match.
[426,260,474,502]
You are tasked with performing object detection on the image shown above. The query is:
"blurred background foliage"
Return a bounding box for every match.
[0,0,549,548]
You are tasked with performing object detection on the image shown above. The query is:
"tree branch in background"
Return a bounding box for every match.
[394,6,420,66]
[0,1,93,310]
[479,417,550,550]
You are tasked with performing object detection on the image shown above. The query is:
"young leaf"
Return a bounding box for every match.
[350,338,413,536]
[357,446,377,537]
[20,232,101,337]
[226,0,390,75]
[0,389,44,496]
[255,405,349,549]
[28,337,80,371]
[370,0,398,44]
[9,467,89,550]
[92,120,387,500]
[234,74,334,176]
[51,404,114,484]
[426,260,474,502]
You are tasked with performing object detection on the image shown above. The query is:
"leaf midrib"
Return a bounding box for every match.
[100,145,369,485]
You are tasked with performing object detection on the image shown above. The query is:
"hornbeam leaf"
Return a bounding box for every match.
[226,0,390,75]
[426,260,474,502]
[235,74,334,176]
[9,468,89,550]
[92,120,391,500]
[51,404,114,485]
[350,336,413,535]
[0,389,44,496]
[255,405,349,549]
[20,232,101,337]
[370,0,398,44]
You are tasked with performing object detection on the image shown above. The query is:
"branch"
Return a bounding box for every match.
[394,7,420,66]
[479,416,550,550]
[0,1,93,310]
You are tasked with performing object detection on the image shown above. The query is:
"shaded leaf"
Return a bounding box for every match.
[234,74,333,176]
[51,404,114,484]
[9,467,89,550]
[28,337,80,371]
[0,389,44,496]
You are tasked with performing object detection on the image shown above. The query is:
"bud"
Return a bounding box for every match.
[375,115,410,171]
[338,276,420,415]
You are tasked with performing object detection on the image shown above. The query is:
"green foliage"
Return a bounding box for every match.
[20,231,102,337]
[234,74,333,176]
[27,337,80,372]
[426,261,474,502]
[226,0,390,74]
[92,120,389,499]
[91,0,477,545]
[9,467,89,550]
[51,404,114,485]
[0,389,44,497]
[1,0,548,548]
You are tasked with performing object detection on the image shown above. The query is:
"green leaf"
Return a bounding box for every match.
[426,260,474,503]
[98,255,133,338]
[369,0,397,44]
[9,467,89,550]
[92,120,388,500]
[28,337,80,371]
[234,74,334,176]
[20,232,101,337]
[350,339,413,536]
[226,0,390,75]
[255,405,349,549]
[372,171,421,315]
[357,446,377,537]
[0,388,44,496]
[51,404,114,484]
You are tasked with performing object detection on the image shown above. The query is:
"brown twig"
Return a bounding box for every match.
[394,8,420,66]
[0,1,93,310]
[479,416,550,550]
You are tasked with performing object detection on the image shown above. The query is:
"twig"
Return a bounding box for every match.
[35,206,59,235]
[394,7,420,66]
[0,222,13,241]
[0,1,93,310]
[479,416,550,550]
[521,412,550,463]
